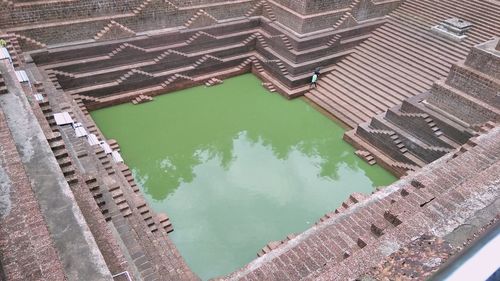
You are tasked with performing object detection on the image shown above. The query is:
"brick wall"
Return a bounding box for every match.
[446,64,500,105]
[4,0,401,50]
[427,83,500,125]
[464,39,500,80]
[272,0,350,14]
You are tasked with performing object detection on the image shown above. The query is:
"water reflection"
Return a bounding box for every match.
[138,132,357,200]
[91,74,396,280]
[134,123,365,201]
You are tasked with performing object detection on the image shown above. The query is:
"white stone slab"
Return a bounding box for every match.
[111,151,124,163]
[34,93,44,102]
[75,127,87,137]
[53,112,74,125]
[0,47,11,62]
[15,70,29,83]
[99,141,112,154]
[87,134,99,146]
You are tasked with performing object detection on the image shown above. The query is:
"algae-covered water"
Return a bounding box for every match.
[91,74,396,280]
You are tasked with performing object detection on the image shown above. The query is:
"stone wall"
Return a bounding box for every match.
[1,0,402,50]
[271,0,350,15]
[27,8,392,104]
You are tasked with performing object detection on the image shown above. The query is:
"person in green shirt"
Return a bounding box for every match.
[0,39,6,47]
[310,73,318,89]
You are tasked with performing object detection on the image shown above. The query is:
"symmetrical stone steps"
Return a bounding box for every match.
[347,37,500,177]
[326,34,342,47]
[356,124,430,168]
[131,94,153,104]
[184,9,218,28]
[244,0,277,21]
[15,33,47,49]
[332,12,357,30]
[205,77,223,87]
[184,31,218,45]
[29,11,393,101]
[93,20,135,41]
[156,213,174,233]
[132,0,177,15]
[306,0,500,128]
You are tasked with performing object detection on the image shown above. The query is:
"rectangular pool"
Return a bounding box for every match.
[91,74,396,280]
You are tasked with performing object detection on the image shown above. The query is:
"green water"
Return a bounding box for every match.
[91,74,396,280]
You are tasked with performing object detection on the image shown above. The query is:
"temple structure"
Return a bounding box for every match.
[0,0,499,280]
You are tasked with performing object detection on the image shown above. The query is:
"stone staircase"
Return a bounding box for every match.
[184,9,218,29]
[306,0,500,128]
[131,94,153,104]
[261,82,276,93]
[5,34,24,68]
[116,68,155,84]
[184,31,217,45]
[132,0,177,15]
[15,34,46,49]
[93,20,136,41]
[205,77,223,87]
[326,34,342,47]
[355,150,376,165]
[257,234,297,257]
[0,74,7,95]
[86,177,111,221]
[244,0,277,21]
[347,37,500,177]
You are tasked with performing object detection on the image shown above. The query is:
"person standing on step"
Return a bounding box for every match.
[310,72,318,89]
